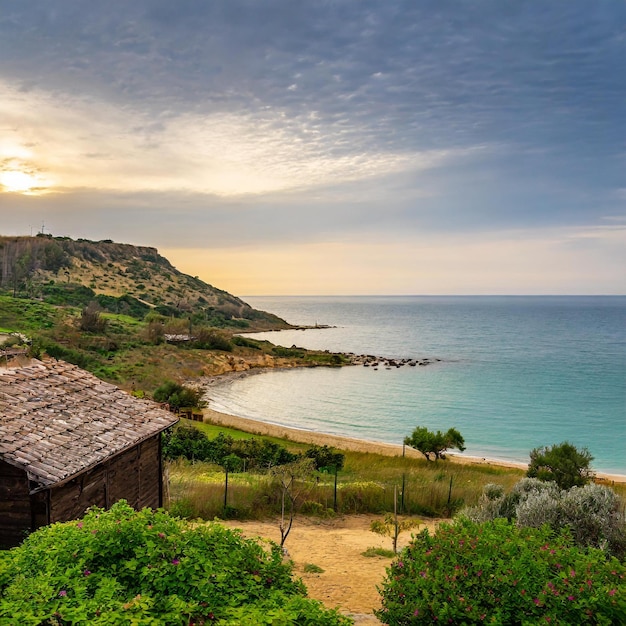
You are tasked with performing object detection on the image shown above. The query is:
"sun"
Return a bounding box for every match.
[0,169,52,195]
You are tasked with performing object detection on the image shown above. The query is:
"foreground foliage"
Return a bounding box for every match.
[377,518,625,625]
[0,502,350,625]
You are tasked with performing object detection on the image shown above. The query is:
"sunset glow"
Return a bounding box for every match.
[0,169,51,195]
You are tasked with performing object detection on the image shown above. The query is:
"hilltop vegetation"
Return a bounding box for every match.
[0,234,348,392]
[0,234,286,329]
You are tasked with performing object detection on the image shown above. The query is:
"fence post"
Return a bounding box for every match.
[223,467,229,513]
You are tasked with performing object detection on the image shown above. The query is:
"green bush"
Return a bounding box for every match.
[163,426,298,470]
[0,501,350,625]
[528,441,595,489]
[305,445,345,471]
[153,380,205,409]
[377,518,625,625]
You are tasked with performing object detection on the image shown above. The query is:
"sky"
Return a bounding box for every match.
[0,1,624,296]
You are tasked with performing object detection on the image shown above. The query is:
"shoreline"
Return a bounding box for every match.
[201,406,626,485]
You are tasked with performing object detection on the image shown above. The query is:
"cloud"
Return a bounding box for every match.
[0,2,624,293]
[0,79,470,198]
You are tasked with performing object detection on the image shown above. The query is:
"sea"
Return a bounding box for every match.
[206,296,626,476]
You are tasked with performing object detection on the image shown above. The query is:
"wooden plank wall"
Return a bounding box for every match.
[0,460,32,549]
[49,435,162,524]
[0,435,164,547]
[138,436,161,510]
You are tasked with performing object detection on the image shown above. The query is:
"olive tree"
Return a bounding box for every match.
[404,426,465,461]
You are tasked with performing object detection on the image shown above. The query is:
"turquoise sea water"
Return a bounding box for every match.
[206,296,626,475]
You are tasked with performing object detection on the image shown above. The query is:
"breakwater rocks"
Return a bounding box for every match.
[349,353,441,369]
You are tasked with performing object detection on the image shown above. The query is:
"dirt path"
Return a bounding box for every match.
[223,514,443,625]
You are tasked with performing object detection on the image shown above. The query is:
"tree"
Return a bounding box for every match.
[404,426,465,461]
[271,458,316,547]
[305,444,345,471]
[370,485,420,553]
[527,441,595,489]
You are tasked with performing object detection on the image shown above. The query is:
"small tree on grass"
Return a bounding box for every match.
[271,458,316,548]
[79,302,107,333]
[527,441,595,489]
[370,485,420,553]
[404,425,465,461]
[305,444,345,471]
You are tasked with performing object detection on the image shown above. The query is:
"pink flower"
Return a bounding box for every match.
[568,595,575,601]
[413,609,419,616]
[609,589,616,597]
[171,558,180,565]
[76,522,83,529]
[58,590,67,597]
[83,570,91,577]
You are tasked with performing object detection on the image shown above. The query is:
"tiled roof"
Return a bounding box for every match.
[0,360,178,487]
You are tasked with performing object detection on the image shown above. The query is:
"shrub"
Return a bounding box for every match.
[153,380,205,409]
[163,426,298,470]
[191,328,233,352]
[528,441,595,489]
[79,302,108,333]
[377,518,625,625]
[0,501,350,625]
[464,479,626,558]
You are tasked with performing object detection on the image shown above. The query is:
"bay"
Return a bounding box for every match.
[206,296,626,475]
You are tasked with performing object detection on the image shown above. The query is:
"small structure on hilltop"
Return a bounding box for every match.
[0,359,178,548]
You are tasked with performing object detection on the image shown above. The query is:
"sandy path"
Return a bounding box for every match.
[223,514,443,625]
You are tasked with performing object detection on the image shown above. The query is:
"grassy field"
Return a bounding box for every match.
[166,419,529,521]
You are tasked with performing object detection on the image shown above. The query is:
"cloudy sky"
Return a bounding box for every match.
[1,1,624,295]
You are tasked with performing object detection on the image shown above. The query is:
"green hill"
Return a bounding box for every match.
[0,234,287,329]
[0,235,351,391]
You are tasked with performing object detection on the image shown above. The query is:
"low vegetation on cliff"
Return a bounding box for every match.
[0,234,350,392]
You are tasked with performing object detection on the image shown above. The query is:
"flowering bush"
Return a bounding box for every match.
[0,501,350,625]
[376,518,625,625]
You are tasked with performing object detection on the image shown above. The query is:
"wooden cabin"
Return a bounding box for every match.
[0,359,178,549]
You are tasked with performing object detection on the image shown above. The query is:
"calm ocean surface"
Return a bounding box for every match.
[206,296,626,475]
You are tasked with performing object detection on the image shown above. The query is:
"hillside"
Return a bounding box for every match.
[0,234,286,329]
[0,234,350,391]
